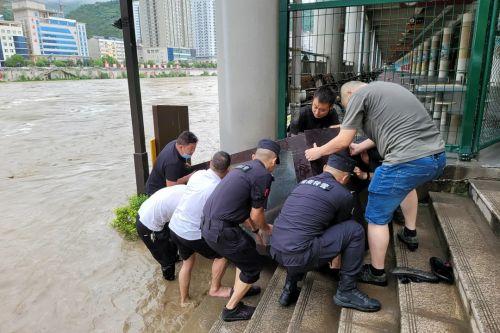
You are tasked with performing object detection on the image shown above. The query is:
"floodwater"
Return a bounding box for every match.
[0,77,221,332]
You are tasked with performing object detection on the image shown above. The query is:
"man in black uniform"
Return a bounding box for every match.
[270,152,381,312]
[145,131,198,196]
[289,86,340,135]
[202,139,280,322]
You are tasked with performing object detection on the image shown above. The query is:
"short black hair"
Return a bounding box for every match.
[177,131,198,145]
[313,86,336,106]
[211,151,231,173]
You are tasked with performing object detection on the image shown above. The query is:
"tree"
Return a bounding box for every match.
[52,60,67,67]
[4,54,27,67]
[146,60,155,67]
[101,54,118,66]
[91,58,104,67]
[35,57,50,67]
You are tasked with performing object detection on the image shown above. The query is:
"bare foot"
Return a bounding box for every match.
[208,286,232,298]
[180,299,199,308]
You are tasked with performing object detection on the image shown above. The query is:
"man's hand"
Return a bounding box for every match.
[349,142,363,156]
[305,143,323,161]
[353,166,368,180]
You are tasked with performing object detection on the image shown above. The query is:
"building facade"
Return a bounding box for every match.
[12,0,89,60]
[139,0,193,49]
[88,36,125,63]
[191,0,216,59]
[132,0,142,44]
[0,20,28,66]
[142,46,195,64]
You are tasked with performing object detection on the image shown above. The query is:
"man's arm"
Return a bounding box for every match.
[250,207,272,233]
[305,128,357,161]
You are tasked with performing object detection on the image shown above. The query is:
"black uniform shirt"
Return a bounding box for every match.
[290,105,340,135]
[270,172,354,254]
[203,159,273,225]
[145,140,191,196]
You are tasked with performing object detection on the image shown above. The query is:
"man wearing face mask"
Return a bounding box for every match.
[289,86,340,135]
[270,151,380,312]
[145,131,198,196]
[201,139,279,322]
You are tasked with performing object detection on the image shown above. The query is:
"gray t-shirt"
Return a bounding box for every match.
[341,81,445,164]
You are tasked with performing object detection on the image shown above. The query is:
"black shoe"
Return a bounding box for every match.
[221,302,256,322]
[161,265,175,281]
[334,288,381,312]
[229,285,262,298]
[429,257,454,284]
[358,264,388,287]
[278,281,301,307]
[397,228,419,251]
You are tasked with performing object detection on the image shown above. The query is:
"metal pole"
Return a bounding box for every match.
[278,0,289,139]
[119,0,149,194]
[290,0,302,126]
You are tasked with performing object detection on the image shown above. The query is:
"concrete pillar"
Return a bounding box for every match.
[447,112,461,145]
[456,12,473,83]
[362,17,370,72]
[313,8,344,79]
[421,39,431,76]
[290,2,303,125]
[344,6,361,72]
[428,34,440,78]
[438,27,452,80]
[215,0,278,153]
[369,33,376,71]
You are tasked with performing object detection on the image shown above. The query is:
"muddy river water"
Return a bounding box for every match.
[0,77,221,332]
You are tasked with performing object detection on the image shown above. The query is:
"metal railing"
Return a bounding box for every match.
[278,0,499,160]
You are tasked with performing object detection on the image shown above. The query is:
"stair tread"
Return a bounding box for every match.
[338,247,399,333]
[287,272,340,333]
[430,192,500,332]
[469,180,500,234]
[393,205,470,333]
[206,264,275,333]
[243,266,295,333]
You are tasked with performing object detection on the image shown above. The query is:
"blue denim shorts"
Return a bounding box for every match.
[365,152,446,225]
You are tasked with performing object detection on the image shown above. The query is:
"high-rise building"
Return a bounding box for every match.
[191,0,216,59]
[132,0,142,44]
[0,20,29,67]
[139,0,193,49]
[88,36,125,63]
[12,0,89,60]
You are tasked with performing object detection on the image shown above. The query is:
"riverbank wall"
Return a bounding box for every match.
[0,67,217,82]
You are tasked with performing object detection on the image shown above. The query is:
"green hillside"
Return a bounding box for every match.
[67,0,122,39]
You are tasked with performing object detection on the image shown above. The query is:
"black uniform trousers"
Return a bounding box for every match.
[202,219,264,284]
[271,219,365,291]
[136,216,178,268]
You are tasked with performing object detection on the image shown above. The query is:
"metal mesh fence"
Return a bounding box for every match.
[478,13,500,148]
[286,1,477,149]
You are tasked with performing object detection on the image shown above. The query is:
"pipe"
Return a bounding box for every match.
[421,39,430,76]
[428,34,440,77]
[456,12,473,83]
[438,27,451,80]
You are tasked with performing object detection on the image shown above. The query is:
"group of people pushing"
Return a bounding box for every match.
[136,80,446,322]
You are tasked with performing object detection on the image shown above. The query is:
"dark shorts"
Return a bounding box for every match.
[204,225,263,284]
[170,231,221,261]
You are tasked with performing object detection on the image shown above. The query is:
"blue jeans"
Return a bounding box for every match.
[365,152,446,225]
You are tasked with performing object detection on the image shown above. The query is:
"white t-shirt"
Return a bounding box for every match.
[138,185,187,231]
[169,169,221,240]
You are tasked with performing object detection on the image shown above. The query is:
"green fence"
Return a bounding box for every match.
[278,0,499,160]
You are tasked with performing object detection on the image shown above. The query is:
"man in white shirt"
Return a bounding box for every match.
[136,184,187,281]
[169,151,232,307]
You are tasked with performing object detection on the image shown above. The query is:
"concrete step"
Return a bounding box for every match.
[242,266,295,333]
[338,240,400,333]
[287,272,341,333]
[468,180,500,236]
[393,205,471,333]
[187,261,274,333]
[430,192,500,332]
